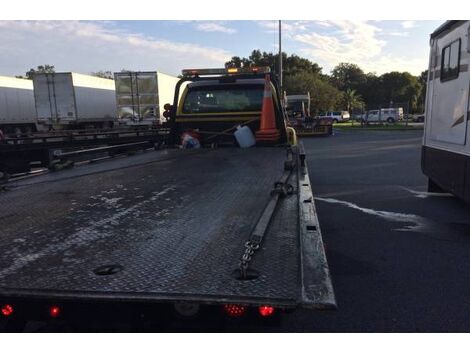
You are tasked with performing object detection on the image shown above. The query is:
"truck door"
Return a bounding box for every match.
[34,74,54,122]
[34,74,76,123]
[116,72,137,120]
[136,73,158,121]
[53,74,76,122]
[430,38,468,145]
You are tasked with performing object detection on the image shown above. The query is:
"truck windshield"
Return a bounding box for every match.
[182,86,264,114]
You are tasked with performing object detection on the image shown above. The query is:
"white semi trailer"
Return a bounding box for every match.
[33,72,116,130]
[114,71,179,126]
[422,20,470,202]
[0,76,37,134]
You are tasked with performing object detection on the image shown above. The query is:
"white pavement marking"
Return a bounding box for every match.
[315,197,432,233]
[400,187,453,199]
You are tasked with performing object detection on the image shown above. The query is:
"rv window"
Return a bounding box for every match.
[440,39,461,81]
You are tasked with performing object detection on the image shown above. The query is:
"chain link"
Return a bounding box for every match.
[239,240,260,279]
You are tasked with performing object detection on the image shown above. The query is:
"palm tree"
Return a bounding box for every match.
[343,88,363,113]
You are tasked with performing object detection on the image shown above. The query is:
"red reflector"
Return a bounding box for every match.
[223,304,247,318]
[49,306,61,318]
[1,304,14,317]
[258,305,275,317]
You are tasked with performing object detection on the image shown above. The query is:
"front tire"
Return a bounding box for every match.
[387,117,395,123]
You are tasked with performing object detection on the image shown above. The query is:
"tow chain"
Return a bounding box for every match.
[239,240,261,279]
[237,147,297,280]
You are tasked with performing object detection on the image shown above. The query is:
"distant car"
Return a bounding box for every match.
[412,114,425,122]
[318,111,350,123]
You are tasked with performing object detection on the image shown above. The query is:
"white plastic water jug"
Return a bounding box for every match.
[234,125,256,148]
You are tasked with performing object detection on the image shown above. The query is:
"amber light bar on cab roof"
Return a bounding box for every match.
[181,66,271,77]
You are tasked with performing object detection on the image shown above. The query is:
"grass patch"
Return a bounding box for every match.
[333,121,423,131]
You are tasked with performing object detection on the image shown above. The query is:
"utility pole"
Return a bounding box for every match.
[279,20,283,98]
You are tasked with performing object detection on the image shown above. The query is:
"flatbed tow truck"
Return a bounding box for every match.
[0,67,335,331]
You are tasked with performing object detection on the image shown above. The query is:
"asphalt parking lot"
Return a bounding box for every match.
[281,129,470,332]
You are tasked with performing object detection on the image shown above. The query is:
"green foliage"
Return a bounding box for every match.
[342,88,364,113]
[24,65,55,80]
[91,70,114,79]
[225,50,322,76]
[227,50,426,114]
[331,63,366,91]
[283,73,343,115]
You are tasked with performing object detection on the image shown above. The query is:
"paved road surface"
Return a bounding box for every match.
[281,129,470,332]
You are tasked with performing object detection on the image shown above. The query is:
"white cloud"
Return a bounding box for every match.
[291,20,425,75]
[258,21,309,35]
[0,21,232,77]
[196,22,236,34]
[386,31,410,37]
[401,21,416,29]
[294,21,385,69]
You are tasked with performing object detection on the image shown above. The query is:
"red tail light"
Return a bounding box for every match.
[1,304,14,317]
[223,304,247,318]
[258,305,275,317]
[49,305,61,318]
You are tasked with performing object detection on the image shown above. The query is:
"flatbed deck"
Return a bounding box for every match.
[0,147,334,309]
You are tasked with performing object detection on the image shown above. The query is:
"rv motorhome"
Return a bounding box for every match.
[422,20,470,202]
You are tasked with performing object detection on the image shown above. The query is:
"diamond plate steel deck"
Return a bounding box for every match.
[0,147,305,307]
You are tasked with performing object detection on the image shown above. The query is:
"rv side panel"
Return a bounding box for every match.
[422,20,470,202]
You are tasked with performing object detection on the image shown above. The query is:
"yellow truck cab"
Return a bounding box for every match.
[167,67,290,146]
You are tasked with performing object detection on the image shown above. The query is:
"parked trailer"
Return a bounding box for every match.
[114,71,179,126]
[422,20,470,202]
[33,73,116,130]
[0,76,37,134]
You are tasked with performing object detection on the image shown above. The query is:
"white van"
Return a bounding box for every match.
[364,108,403,123]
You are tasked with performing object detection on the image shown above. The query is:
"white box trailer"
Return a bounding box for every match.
[33,73,116,129]
[114,71,179,126]
[422,20,470,202]
[0,76,37,133]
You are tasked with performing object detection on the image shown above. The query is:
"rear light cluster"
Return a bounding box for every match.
[223,304,247,318]
[1,304,14,317]
[0,303,62,318]
[223,304,275,318]
[49,305,61,318]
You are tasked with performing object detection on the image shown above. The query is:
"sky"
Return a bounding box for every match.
[0,20,443,78]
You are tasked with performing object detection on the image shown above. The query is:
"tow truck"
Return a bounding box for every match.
[0,67,335,331]
[285,93,332,137]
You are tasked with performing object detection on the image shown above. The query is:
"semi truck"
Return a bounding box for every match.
[114,71,179,127]
[0,76,37,134]
[0,67,335,331]
[33,72,116,130]
[422,20,470,202]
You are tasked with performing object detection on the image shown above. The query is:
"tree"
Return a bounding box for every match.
[91,70,114,79]
[283,72,342,115]
[380,71,422,113]
[416,70,428,113]
[225,50,322,77]
[331,63,367,91]
[342,88,364,113]
[24,65,55,80]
